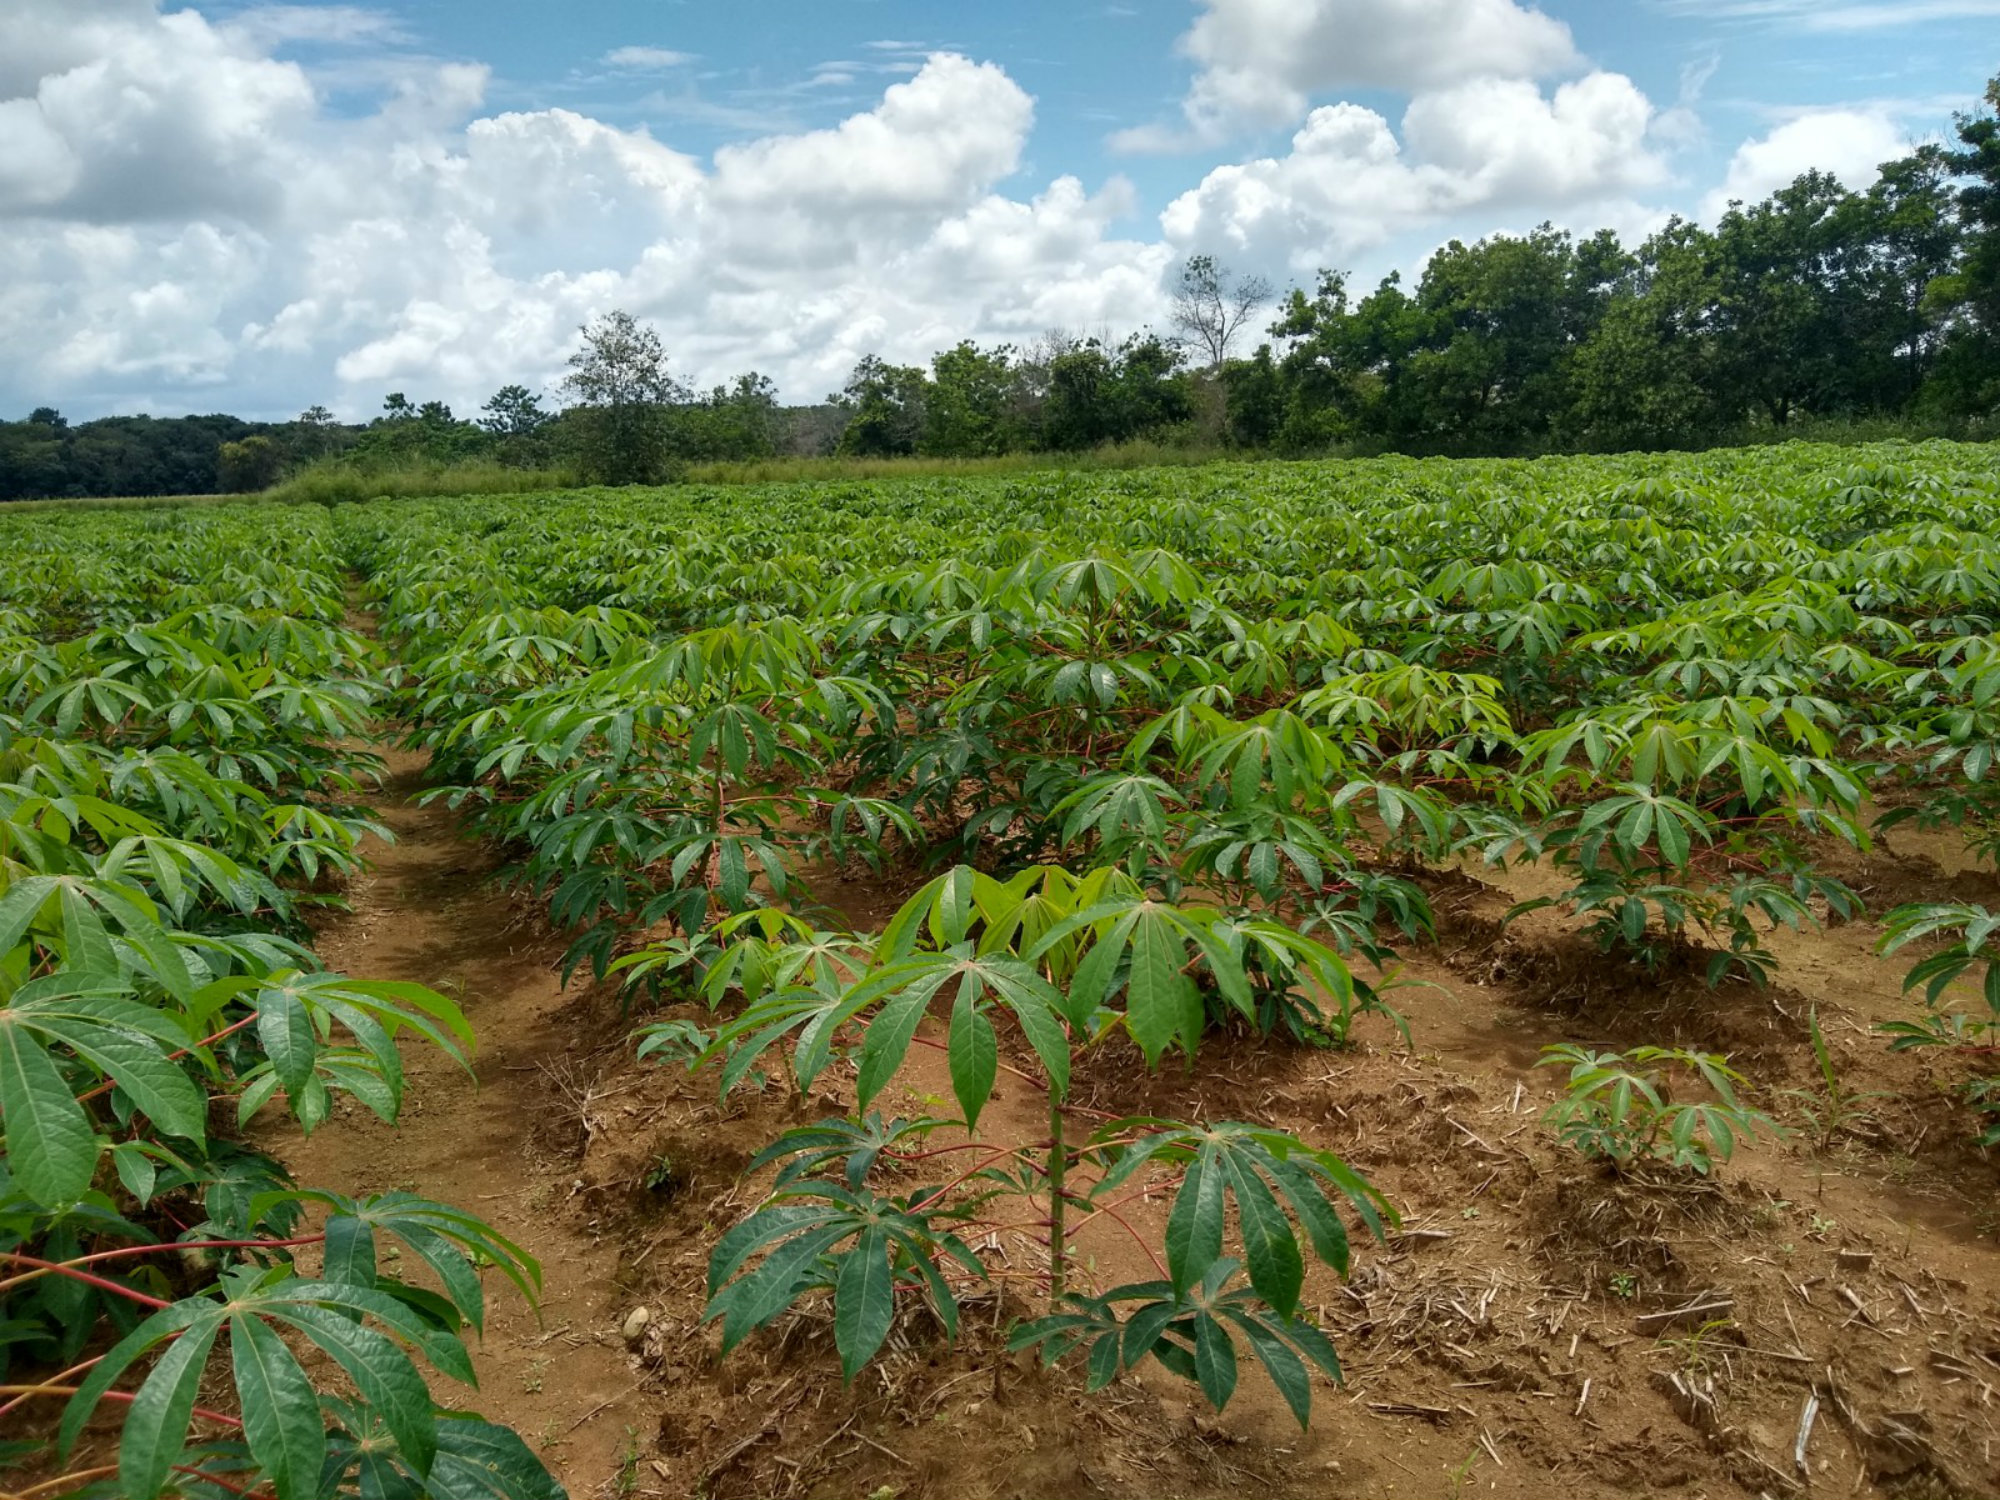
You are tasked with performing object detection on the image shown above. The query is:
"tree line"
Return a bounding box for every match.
[3,74,1995,501]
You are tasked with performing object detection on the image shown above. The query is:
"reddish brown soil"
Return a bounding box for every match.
[271,750,651,1488]
[273,749,2000,1500]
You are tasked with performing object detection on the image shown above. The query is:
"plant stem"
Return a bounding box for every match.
[74,1013,259,1106]
[0,1386,241,1427]
[1047,1098,1067,1308]
[0,1235,324,1297]
[0,1253,171,1310]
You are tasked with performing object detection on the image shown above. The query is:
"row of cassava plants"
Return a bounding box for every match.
[0,507,561,1498]
[330,445,2000,1152]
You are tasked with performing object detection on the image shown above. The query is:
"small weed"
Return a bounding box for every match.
[1445,1448,1482,1499]
[1608,1272,1637,1299]
[1750,1197,1791,1230]
[615,1426,641,1498]
[1784,1007,1888,1156]
[521,1359,546,1395]
[1655,1318,1734,1379]
[1538,1044,1774,1176]
[1809,1213,1837,1238]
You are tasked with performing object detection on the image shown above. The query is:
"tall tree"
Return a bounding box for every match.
[560,310,687,485]
[478,385,551,437]
[1568,219,1727,451]
[1171,255,1274,369]
[835,356,928,457]
[924,342,1019,457]
[1929,75,2000,414]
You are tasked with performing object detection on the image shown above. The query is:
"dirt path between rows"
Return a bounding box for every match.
[272,746,648,1493]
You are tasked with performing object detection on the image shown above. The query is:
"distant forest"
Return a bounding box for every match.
[4,74,1996,501]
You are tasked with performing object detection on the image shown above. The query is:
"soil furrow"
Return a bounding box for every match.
[270,746,647,1491]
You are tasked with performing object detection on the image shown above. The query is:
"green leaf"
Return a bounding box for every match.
[709,1224,850,1355]
[1219,1150,1303,1318]
[57,1298,215,1460]
[272,1302,439,1476]
[947,989,997,1131]
[1164,1145,1222,1296]
[322,1213,377,1289]
[0,876,58,955]
[1192,1311,1238,1410]
[1229,1311,1313,1428]
[255,985,318,1103]
[32,1017,206,1143]
[118,1316,223,1500]
[854,964,952,1111]
[231,1312,326,1500]
[426,1416,566,1500]
[1126,909,1191,1066]
[833,1227,894,1381]
[0,1019,98,1204]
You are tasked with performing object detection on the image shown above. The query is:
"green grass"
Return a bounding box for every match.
[0,492,243,514]
[681,439,1240,485]
[260,462,577,506]
[8,414,1991,515]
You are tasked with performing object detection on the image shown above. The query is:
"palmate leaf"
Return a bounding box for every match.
[1051,772,1182,861]
[321,1399,565,1500]
[847,948,1072,1126]
[747,1113,946,1191]
[1085,1120,1394,1317]
[700,980,869,1097]
[59,1264,490,1500]
[247,970,474,1132]
[1575,784,1715,872]
[1028,894,1248,1064]
[1878,902,2000,1015]
[877,865,1016,959]
[230,1314,323,1500]
[1181,709,1348,811]
[1,964,214,1205]
[705,1181,984,1380]
[0,872,195,999]
[1008,1259,1346,1428]
[258,1189,543,1333]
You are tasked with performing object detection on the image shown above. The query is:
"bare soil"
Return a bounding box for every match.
[271,749,652,1487]
[277,749,2000,1500]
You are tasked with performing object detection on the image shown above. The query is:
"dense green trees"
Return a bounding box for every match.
[1256,78,1999,454]
[0,412,286,500]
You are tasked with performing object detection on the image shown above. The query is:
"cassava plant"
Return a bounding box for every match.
[669,866,1395,1424]
[1876,902,2000,1143]
[1537,1043,1774,1176]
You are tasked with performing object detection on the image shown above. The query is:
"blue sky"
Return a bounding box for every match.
[224,0,1994,212]
[4,0,1995,419]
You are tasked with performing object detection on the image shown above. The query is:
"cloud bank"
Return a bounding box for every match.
[0,0,1935,419]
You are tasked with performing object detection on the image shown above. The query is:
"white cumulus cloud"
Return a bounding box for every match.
[1701,109,1910,219]
[1162,70,1669,270]
[1117,0,1580,147]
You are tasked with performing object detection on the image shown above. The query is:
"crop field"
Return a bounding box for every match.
[5,441,2000,1500]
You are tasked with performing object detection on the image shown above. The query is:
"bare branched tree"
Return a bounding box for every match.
[1169,254,1274,369]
